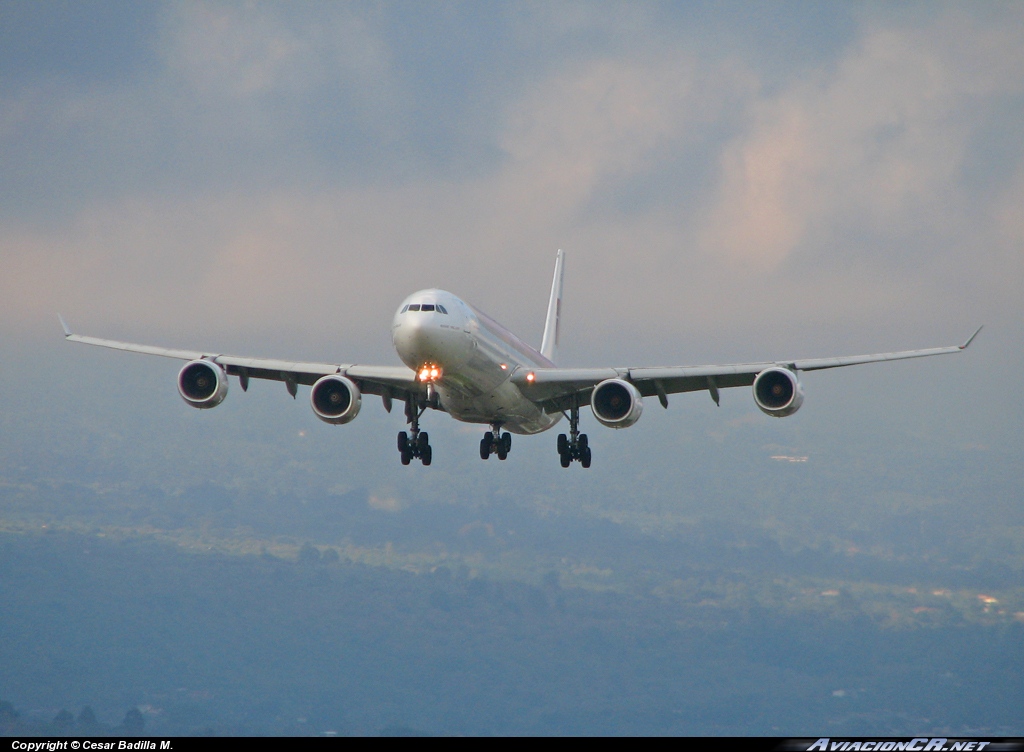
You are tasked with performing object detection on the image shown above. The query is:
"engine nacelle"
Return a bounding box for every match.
[752,367,804,417]
[178,360,228,409]
[591,378,644,428]
[310,375,362,425]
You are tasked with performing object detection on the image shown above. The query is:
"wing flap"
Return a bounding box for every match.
[627,364,768,394]
[632,370,758,398]
[217,355,344,374]
[344,364,419,395]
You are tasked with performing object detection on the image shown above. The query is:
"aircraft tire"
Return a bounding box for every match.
[557,434,568,455]
[560,451,571,468]
[480,437,491,460]
[400,449,412,466]
[497,446,507,461]
[580,446,592,468]
[398,431,408,452]
[418,432,429,452]
[502,432,511,452]
[579,433,588,451]
[421,445,432,466]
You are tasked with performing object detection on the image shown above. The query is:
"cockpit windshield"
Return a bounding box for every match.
[401,302,448,314]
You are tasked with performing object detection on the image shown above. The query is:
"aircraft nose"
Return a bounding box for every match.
[393,314,435,362]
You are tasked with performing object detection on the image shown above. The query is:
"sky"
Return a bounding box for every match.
[0,2,1022,509]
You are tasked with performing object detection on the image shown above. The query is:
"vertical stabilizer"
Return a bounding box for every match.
[540,249,564,363]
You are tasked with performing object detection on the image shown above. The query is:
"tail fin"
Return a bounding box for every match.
[540,249,564,363]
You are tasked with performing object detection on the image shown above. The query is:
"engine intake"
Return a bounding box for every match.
[310,375,362,424]
[591,378,643,428]
[752,367,804,417]
[178,360,228,409]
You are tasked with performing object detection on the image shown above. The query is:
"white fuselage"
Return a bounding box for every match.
[391,289,561,434]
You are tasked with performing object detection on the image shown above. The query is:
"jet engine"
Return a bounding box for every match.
[752,367,804,417]
[177,360,228,409]
[310,375,362,425]
[591,378,643,428]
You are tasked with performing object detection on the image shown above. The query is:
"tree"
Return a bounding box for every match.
[77,706,98,731]
[52,709,74,733]
[0,701,21,734]
[121,708,145,735]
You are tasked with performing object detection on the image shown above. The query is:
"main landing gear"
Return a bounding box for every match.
[398,398,432,466]
[557,402,591,468]
[480,424,511,461]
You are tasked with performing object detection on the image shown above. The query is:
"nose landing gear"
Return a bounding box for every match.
[557,402,591,468]
[480,424,511,460]
[398,397,432,465]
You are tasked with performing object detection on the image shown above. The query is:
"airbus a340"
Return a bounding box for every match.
[61,250,980,468]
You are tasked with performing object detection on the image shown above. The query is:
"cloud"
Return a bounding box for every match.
[0,40,748,347]
[1,4,1022,365]
[0,2,407,226]
[500,56,696,200]
[368,494,402,513]
[159,2,395,105]
[699,7,1024,278]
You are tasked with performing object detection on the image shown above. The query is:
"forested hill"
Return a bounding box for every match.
[1,519,1021,736]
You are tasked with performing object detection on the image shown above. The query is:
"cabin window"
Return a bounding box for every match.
[421,304,435,312]
[407,304,421,311]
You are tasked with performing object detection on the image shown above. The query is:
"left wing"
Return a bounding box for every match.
[512,327,982,412]
[60,318,419,400]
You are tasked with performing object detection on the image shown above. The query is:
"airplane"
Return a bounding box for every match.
[60,250,981,468]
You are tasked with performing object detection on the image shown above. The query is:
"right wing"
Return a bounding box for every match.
[60,320,419,400]
[512,327,982,412]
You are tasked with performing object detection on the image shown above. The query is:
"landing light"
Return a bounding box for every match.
[526,372,535,383]
[418,364,442,382]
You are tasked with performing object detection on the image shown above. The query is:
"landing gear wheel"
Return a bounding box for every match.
[556,402,593,467]
[481,427,511,462]
[399,397,433,466]
[481,430,502,461]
